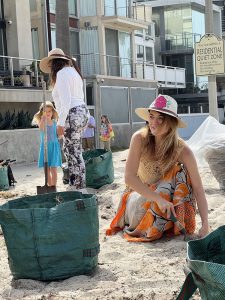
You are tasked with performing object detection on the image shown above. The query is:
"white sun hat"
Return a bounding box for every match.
[135,94,186,128]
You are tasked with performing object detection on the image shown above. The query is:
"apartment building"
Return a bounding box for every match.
[0,0,188,161]
[137,0,223,115]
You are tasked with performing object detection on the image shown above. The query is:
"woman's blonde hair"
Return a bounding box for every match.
[32,101,58,125]
[140,114,182,175]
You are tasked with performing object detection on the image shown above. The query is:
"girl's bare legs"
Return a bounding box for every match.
[47,167,52,186]
[104,140,111,151]
[50,167,57,186]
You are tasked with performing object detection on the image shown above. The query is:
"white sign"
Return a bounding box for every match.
[195,34,224,76]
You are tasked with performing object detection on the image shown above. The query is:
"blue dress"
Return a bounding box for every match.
[38,121,62,167]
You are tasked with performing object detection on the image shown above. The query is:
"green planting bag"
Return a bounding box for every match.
[83,149,114,189]
[177,225,225,300]
[0,166,9,191]
[0,191,99,281]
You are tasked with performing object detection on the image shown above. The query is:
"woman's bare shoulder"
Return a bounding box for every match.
[179,142,195,162]
[131,130,143,145]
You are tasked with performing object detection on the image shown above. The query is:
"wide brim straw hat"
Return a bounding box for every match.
[39,48,72,74]
[135,94,187,128]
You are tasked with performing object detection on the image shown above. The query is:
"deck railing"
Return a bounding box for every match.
[0,53,186,89]
[0,55,43,88]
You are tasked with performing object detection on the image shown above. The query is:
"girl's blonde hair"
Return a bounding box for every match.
[32,101,58,125]
[140,114,182,175]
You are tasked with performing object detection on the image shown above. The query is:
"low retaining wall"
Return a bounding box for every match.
[0,128,39,163]
[0,114,210,163]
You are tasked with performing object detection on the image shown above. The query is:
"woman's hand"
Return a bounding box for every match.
[198,223,209,238]
[57,125,64,137]
[155,197,176,219]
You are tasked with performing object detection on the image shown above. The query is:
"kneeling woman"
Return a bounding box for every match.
[107,95,209,242]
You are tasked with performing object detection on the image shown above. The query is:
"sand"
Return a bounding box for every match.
[0,150,223,300]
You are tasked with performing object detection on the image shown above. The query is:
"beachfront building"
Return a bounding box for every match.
[212,0,225,107]
[137,0,223,116]
[0,0,188,162]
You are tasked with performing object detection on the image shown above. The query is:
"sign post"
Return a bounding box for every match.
[195,34,224,76]
[194,33,224,120]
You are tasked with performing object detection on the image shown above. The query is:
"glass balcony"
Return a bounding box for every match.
[74,53,186,88]
[161,32,201,52]
[103,1,151,29]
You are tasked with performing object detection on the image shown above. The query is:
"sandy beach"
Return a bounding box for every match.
[0,149,222,300]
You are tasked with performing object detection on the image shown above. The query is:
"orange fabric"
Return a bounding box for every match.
[106,164,196,242]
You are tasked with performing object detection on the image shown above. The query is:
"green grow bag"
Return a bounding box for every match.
[177,225,225,300]
[83,149,114,189]
[0,166,9,191]
[0,191,99,281]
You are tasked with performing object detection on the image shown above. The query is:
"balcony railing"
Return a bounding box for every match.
[75,53,186,88]
[160,33,202,52]
[222,16,225,32]
[0,53,186,89]
[104,2,152,23]
[0,55,43,88]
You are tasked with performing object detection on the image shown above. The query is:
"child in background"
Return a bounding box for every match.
[32,101,62,186]
[100,115,114,151]
[82,115,96,151]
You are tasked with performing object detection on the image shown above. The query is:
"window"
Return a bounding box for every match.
[31,28,40,59]
[104,0,128,17]
[68,0,77,16]
[146,23,155,38]
[49,0,56,13]
[152,13,160,37]
[137,45,144,60]
[51,26,56,49]
[49,0,77,16]
[146,47,153,62]
[135,29,143,37]
[70,29,79,55]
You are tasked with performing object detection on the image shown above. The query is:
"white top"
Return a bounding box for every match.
[52,66,85,126]
[82,116,95,138]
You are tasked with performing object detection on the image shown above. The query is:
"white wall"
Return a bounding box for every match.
[4,0,33,59]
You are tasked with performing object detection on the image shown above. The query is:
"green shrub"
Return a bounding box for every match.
[0,110,33,130]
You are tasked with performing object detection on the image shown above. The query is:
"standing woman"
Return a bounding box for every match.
[40,48,90,189]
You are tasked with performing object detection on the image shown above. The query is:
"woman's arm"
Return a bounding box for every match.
[125,131,176,218]
[179,144,209,237]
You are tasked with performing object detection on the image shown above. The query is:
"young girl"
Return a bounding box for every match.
[33,102,62,186]
[100,115,114,151]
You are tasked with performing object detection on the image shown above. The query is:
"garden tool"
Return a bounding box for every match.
[170,212,187,240]
[37,81,56,194]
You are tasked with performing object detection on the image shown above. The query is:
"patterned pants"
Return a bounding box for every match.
[63,105,89,188]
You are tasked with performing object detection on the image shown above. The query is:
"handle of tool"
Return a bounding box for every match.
[170,212,186,235]
[42,81,48,186]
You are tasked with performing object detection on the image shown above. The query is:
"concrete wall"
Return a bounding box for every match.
[0,113,210,163]
[0,128,39,163]
[0,89,52,103]
[4,0,33,59]
[178,113,209,140]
